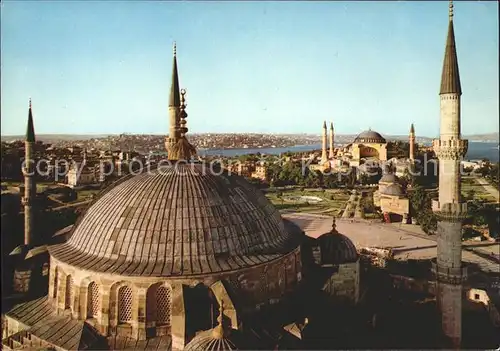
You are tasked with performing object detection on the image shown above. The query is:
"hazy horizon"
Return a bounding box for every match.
[1,1,498,136]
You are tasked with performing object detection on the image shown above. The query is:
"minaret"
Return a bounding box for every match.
[321,121,328,164]
[22,98,36,247]
[409,123,415,161]
[166,42,181,159]
[431,1,468,348]
[329,122,335,159]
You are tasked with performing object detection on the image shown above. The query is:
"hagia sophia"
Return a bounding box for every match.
[1,2,498,350]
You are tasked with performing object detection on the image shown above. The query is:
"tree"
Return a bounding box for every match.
[466,189,475,201]
[467,200,489,227]
[324,174,339,189]
[408,185,437,234]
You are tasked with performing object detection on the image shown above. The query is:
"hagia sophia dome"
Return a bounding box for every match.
[353,129,386,144]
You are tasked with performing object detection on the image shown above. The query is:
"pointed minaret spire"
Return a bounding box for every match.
[409,123,415,161]
[26,98,35,143]
[440,0,461,95]
[23,99,36,246]
[169,42,181,107]
[166,42,182,156]
[329,122,335,159]
[321,121,328,164]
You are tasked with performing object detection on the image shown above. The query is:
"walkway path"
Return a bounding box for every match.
[474,176,499,202]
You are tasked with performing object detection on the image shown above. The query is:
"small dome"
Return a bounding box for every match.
[354,130,386,144]
[380,183,403,196]
[185,303,249,351]
[317,218,358,265]
[379,173,399,184]
[184,330,241,351]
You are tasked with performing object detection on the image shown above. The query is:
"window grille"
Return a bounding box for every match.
[118,286,133,323]
[65,275,73,309]
[156,286,171,325]
[87,282,100,318]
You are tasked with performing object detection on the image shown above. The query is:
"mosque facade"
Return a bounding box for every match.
[2,44,360,351]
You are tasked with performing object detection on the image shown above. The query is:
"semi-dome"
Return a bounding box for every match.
[50,163,298,276]
[353,129,386,144]
[380,183,403,196]
[317,218,358,265]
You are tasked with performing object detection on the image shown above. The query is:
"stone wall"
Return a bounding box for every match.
[48,246,301,342]
[322,261,360,304]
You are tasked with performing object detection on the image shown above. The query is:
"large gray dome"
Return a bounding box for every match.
[353,130,386,144]
[50,163,298,277]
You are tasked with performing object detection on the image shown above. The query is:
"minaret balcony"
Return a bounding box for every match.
[432,200,468,219]
[431,258,467,285]
[21,197,30,206]
[432,139,468,160]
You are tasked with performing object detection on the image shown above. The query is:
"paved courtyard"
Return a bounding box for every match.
[283,212,500,274]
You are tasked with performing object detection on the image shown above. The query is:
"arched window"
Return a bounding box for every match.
[146,286,157,325]
[87,282,99,318]
[53,267,58,299]
[156,286,171,325]
[118,286,132,323]
[65,275,73,309]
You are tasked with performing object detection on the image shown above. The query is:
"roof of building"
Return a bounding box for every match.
[353,129,386,144]
[380,183,403,196]
[4,296,170,350]
[379,173,399,184]
[440,11,461,95]
[49,163,299,277]
[317,218,358,265]
[184,303,247,351]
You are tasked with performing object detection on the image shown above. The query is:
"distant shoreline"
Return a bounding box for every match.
[1,133,498,143]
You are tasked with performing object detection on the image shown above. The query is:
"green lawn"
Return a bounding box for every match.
[461,176,497,203]
[266,188,350,215]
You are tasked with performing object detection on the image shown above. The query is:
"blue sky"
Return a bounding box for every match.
[1,1,498,137]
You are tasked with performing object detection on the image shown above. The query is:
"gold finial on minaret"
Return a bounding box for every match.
[173,41,177,57]
[449,0,453,20]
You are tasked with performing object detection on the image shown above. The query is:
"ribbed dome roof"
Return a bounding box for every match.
[185,303,255,351]
[353,130,386,144]
[50,163,298,276]
[380,183,403,196]
[184,329,241,351]
[317,218,358,265]
[379,173,399,184]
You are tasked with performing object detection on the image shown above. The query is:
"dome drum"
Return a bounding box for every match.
[48,246,301,340]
